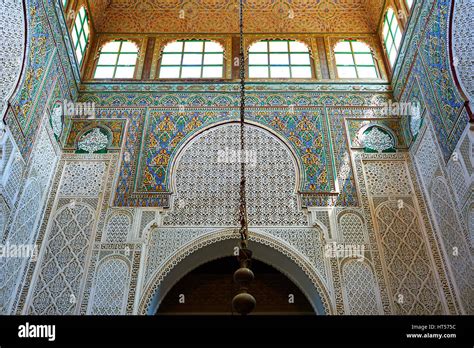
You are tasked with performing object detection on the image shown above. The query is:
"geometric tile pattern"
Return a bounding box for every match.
[342,261,381,315]
[338,212,366,244]
[0,0,25,115]
[163,123,308,226]
[29,204,95,314]
[77,92,393,208]
[0,179,42,314]
[393,0,469,158]
[141,108,332,194]
[90,258,130,315]
[452,0,474,102]
[105,214,131,243]
[375,200,443,314]
[59,162,106,197]
[430,177,473,313]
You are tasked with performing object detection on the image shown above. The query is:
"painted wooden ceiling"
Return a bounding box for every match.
[87,0,385,34]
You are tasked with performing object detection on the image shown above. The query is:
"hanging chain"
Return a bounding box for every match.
[232,0,256,316]
[238,0,249,250]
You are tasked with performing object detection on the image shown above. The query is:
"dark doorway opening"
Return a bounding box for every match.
[156,256,314,315]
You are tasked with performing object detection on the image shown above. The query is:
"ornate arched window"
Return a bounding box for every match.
[159,40,224,79]
[72,6,90,66]
[406,0,414,10]
[248,40,312,78]
[94,40,139,79]
[383,8,402,67]
[334,40,378,78]
[62,0,67,8]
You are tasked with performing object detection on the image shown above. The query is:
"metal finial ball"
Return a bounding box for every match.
[233,267,254,287]
[232,292,256,315]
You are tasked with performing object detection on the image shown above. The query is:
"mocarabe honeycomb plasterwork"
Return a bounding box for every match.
[87,0,385,34]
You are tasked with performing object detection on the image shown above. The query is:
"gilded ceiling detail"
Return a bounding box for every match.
[87,0,385,34]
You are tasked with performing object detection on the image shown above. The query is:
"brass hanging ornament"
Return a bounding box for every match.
[231,0,256,316]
